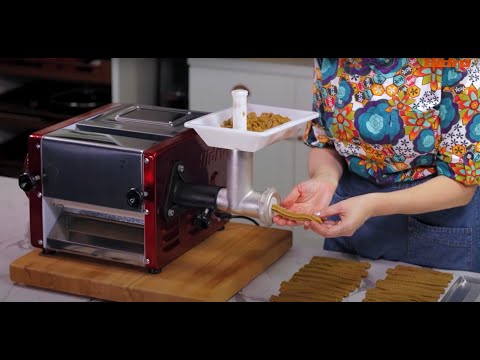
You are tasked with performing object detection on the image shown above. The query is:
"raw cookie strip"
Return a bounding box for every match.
[271,204,323,223]
[363,265,453,302]
[270,256,370,302]
[310,256,371,270]
[364,265,452,302]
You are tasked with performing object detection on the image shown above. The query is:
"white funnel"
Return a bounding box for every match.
[184,104,319,152]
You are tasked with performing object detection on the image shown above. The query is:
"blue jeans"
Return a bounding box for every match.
[324,171,480,272]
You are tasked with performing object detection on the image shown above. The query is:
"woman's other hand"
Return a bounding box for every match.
[304,194,376,237]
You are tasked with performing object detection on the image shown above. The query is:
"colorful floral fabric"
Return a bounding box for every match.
[304,58,480,185]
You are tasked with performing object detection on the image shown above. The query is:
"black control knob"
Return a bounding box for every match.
[18,173,40,193]
[126,188,146,208]
[193,208,212,229]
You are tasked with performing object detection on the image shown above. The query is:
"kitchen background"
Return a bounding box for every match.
[0,58,188,177]
[0,57,319,246]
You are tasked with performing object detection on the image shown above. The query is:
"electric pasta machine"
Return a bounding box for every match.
[19,93,318,273]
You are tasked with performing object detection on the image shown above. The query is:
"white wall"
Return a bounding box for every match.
[111,58,158,105]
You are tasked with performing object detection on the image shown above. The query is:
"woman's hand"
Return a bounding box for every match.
[305,194,376,237]
[273,175,338,227]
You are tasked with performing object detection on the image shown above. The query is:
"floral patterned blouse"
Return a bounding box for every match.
[304,58,480,185]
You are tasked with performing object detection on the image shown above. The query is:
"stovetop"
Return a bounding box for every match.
[0,80,111,120]
[0,80,111,178]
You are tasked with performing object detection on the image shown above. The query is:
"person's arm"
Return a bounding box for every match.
[276,149,344,227]
[274,59,345,227]
[376,59,480,214]
[305,58,345,184]
[367,176,476,216]
[308,147,344,185]
[310,175,476,238]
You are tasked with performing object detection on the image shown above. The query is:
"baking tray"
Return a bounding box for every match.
[441,276,480,302]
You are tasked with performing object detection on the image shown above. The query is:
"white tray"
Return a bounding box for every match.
[184,104,319,152]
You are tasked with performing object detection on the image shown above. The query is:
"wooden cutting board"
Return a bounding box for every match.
[10,223,292,302]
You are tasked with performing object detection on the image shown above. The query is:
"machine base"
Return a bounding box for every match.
[41,248,57,256]
[9,223,292,302]
[148,268,162,274]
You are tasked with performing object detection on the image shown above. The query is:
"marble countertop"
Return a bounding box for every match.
[0,176,88,301]
[1,176,478,302]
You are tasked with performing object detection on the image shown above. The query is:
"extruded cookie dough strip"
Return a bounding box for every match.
[386,272,451,287]
[272,256,372,303]
[372,286,440,301]
[271,296,338,303]
[272,291,340,302]
[376,280,446,295]
[280,285,349,299]
[311,257,371,269]
[305,262,369,274]
[382,279,447,293]
[365,289,438,302]
[306,265,368,275]
[293,272,361,288]
[272,292,341,302]
[376,284,444,298]
[270,295,312,302]
[386,269,452,283]
[271,204,323,223]
[280,283,346,296]
[296,268,363,282]
[364,290,429,302]
[288,279,351,297]
[292,274,359,291]
[279,289,342,302]
[292,275,359,293]
[303,264,369,278]
[394,265,454,280]
[299,268,364,282]
[387,268,452,281]
[389,266,451,280]
[297,267,363,280]
[280,282,349,298]
[363,295,423,302]
[389,269,452,283]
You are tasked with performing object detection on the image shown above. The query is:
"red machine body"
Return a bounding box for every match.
[22,104,228,272]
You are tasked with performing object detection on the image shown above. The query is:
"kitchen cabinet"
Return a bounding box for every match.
[188,58,324,247]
